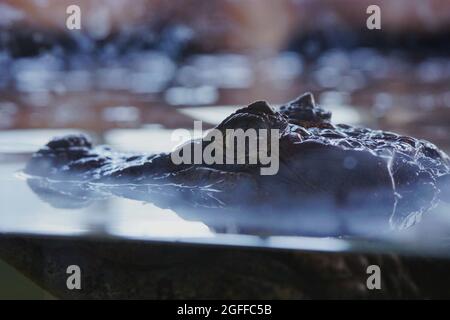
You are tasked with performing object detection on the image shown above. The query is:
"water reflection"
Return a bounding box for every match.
[0,163,90,236]
[0,160,447,257]
[0,120,447,257]
[1,162,214,238]
[107,199,214,238]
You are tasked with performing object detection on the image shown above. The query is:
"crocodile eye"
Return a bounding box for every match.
[222,114,275,165]
[221,113,268,131]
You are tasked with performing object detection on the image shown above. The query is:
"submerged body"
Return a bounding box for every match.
[25,93,450,235]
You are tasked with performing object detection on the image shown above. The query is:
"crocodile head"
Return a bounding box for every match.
[23,93,450,235]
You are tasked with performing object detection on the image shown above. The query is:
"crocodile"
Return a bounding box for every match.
[24,93,450,235]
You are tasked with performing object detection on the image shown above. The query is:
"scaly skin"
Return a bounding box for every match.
[25,93,450,234]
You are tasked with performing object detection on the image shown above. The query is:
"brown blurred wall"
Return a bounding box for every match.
[3,0,450,53]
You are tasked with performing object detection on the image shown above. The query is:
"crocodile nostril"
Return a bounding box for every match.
[47,134,92,150]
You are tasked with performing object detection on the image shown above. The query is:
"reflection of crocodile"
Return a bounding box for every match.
[25,93,450,235]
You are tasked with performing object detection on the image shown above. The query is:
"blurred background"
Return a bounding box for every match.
[0,0,449,298]
[1,0,449,149]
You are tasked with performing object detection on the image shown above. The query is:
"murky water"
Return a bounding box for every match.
[2,155,450,256]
